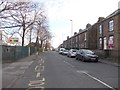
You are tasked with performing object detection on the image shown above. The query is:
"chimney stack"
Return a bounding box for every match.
[86,23,91,29]
[98,17,105,22]
[79,29,83,32]
[67,36,69,40]
[74,32,77,35]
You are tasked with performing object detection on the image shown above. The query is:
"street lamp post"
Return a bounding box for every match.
[70,19,73,37]
[70,19,73,49]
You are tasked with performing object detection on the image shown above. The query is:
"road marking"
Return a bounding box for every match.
[64,61,74,67]
[36,73,41,78]
[38,59,44,65]
[77,70,115,90]
[29,61,33,66]
[33,60,45,89]
[20,66,28,69]
[30,78,45,83]
[28,78,45,88]
[3,67,15,70]
[35,66,38,71]
[76,70,88,74]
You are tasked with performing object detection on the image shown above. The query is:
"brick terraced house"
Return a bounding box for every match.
[62,9,120,59]
[97,9,120,58]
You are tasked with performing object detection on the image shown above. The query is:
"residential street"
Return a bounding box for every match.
[2,51,118,89]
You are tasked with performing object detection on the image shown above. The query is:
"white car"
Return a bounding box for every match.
[62,49,69,55]
[59,48,65,54]
[67,49,77,57]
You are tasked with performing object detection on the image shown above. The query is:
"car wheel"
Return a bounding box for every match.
[94,60,98,62]
[76,56,78,60]
[82,57,85,62]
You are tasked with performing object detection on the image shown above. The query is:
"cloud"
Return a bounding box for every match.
[33,0,119,48]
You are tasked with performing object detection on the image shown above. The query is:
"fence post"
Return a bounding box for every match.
[0,45,2,90]
[0,46,2,62]
[28,47,30,56]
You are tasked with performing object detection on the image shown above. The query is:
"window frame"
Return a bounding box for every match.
[109,20,114,32]
[99,25,102,34]
[99,37,102,48]
[108,35,114,49]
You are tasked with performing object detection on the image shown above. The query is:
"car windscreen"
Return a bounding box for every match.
[61,49,64,51]
[82,50,94,54]
[64,50,68,52]
[72,50,76,52]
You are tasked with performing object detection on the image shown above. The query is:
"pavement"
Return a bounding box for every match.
[99,58,120,67]
[2,54,38,88]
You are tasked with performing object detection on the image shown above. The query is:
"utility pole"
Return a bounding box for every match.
[70,19,73,37]
[70,19,73,49]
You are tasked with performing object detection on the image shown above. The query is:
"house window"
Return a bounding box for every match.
[109,20,114,31]
[99,25,102,34]
[104,37,107,50]
[79,35,80,41]
[76,44,77,48]
[99,37,102,49]
[85,32,86,41]
[76,36,77,42]
[108,35,114,49]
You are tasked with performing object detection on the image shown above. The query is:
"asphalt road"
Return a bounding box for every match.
[2,51,118,89]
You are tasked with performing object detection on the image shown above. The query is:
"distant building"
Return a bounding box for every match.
[63,23,97,50]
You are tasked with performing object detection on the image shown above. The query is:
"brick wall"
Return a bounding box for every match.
[87,23,98,49]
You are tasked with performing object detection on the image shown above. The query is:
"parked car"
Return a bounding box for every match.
[55,48,59,52]
[62,49,69,55]
[67,49,77,57]
[59,48,65,54]
[76,49,98,62]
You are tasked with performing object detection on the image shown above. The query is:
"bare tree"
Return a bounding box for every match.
[0,0,14,13]
[0,0,52,47]
[34,12,52,49]
[0,1,40,46]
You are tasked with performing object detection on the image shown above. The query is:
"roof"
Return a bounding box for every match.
[106,9,120,19]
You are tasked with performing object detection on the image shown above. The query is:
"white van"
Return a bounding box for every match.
[59,48,65,54]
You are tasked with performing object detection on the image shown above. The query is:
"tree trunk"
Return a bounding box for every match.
[22,29,25,46]
[40,40,43,48]
[35,36,39,47]
[29,29,32,44]
[22,22,25,46]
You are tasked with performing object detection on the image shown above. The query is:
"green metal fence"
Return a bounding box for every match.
[1,45,37,62]
[30,47,37,55]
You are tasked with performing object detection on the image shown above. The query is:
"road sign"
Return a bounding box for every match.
[9,38,19,44]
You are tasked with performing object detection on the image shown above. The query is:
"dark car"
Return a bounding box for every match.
[76,49,98,62]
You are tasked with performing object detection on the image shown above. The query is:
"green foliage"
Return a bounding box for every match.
[38,48,43,52]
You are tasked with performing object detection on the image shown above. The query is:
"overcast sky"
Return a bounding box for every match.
[33,0,119,48]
